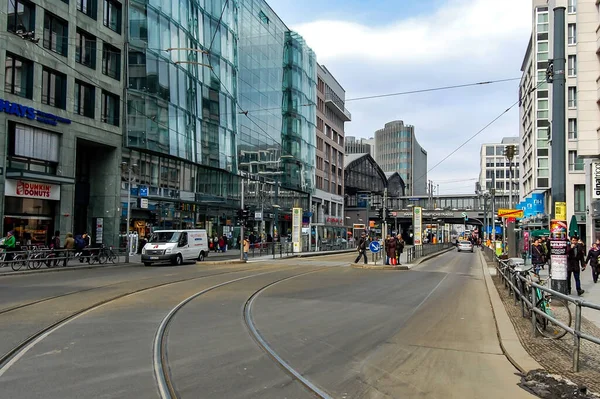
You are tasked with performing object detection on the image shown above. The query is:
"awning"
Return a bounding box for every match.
[6,170,75,185]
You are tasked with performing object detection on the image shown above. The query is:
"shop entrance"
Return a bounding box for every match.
[4,197,56,246]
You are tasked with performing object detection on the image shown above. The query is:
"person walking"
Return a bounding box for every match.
[243,236,250,261]
[64,233,75,267]
[531,238,545,276]
[2,230,16,263]
[354,232,368,264]
[396,235,405,265]
[567,236,586,296]
[586,241,600,283]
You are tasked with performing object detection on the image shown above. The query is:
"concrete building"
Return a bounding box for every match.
[345,136,375,158]
[479,137,521,206]
[374,120,427,195]
[313,64,350,238]
[519,0,587,239]
[0,0,124,246]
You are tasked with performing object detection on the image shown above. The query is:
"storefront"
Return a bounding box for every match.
[3,179,60,246]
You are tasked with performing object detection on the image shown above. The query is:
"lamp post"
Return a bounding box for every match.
[122,162,137,263]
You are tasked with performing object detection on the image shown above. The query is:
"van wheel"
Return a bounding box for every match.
[198,252,205,261]
[172,254,183,266]
[144,262,152,266]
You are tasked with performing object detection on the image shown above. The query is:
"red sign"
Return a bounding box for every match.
[5,179,61,200]
[326,217,342,224]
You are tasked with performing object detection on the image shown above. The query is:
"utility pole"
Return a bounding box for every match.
[382,187,388,256]
[240,178,244,261]
[492,173,496,251]
[550,4,568,294]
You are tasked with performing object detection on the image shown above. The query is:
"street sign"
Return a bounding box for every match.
[461,212,467,218]
[497,208,524,218]
[369,241,381,253]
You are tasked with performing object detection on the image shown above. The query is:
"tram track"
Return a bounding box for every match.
[155,267,335,399]
[0,266,260,377]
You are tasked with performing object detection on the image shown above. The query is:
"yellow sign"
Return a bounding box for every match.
[555,202,567,220]
[497,208,524,218]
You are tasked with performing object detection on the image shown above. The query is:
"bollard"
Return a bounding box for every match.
[531,285,537,336]
[573,303,582,372]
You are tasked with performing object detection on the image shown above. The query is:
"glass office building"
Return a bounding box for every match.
[122,0,316,240]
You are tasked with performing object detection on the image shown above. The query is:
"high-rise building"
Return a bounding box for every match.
[479,137,521,205]
[374,120,427,195]
[313,64,350,235]
[0,0,125,246]
[519,0,587,240]
[123,0,317,241]
[345,136,375,158]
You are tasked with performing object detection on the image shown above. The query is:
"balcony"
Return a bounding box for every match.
[325,91,351,122]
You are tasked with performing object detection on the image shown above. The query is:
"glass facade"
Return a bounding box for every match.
[126,0,237,170]
[237,0,316,195]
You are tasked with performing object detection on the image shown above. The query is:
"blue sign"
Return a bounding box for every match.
[369,241,381,253]
[531,193,545,215]
[524,197,534,218]
[486,225,503,234]
[0,99,71,126]
[139,186,149,197]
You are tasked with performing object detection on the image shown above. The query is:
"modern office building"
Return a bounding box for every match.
[313,64,350,238]
[519,0,587,239]
[0,0,125,246]
[345,136,375,158]
[374,120,427,195]
[479,137,521,204]
[123,0,317,242]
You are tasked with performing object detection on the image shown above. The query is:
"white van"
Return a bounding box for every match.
[141,229,209,266]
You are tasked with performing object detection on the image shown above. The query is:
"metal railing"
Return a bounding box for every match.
[405,243,453,263]
[491,253,600,372]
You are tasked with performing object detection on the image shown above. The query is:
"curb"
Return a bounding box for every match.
[477,248,542,374]
[410,246,455,266]
[351,264,409,270]
[197,259,247,265]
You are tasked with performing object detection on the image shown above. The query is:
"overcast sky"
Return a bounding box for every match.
[269,0,532,195]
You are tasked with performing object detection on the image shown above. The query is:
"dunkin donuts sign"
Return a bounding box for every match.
[5,179,60,200]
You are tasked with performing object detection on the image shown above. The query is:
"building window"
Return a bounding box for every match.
[537,41,548,61]
[485,146,494,156]
[537,127,549,148]
[101,90,119,126]
[43,12,68,56]
[574,184,586,213]
[537,11,549,33]
[537,99,548,119]
[7,0,35,34]
[568,23,576,45]
[568,55,577,77]
[103,0,122,34]
[74,80,95,118]
[568,0,577,14]
[8,122,60,175]
[568,118,578,140]
[76,29,96,69]
[102,43,121,80]
[568,150,584,171]
[568,87,577,108]
[5,52,33,99]
[41,67,67,109]
[77,0,96,19]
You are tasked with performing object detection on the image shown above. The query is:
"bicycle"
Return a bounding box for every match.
[100,245,118,264]
[520,266,573,339]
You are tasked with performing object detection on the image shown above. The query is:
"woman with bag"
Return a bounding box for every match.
[531,238,545,276]
[386,235,396,265]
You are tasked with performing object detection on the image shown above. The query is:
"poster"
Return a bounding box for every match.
[413,207,422,246]
[292,207,302,253]
[550,219,568,241]
[550,240,568,280]
[555,202,567,221]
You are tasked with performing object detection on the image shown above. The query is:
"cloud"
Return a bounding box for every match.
[285,0,531,195]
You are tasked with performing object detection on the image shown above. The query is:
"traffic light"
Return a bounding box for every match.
[503,144,516,161]
[237,208,244,220]
[377,208,383,220]
[242,206,249,219]
[546,59,554,83]
[386,209,393,219]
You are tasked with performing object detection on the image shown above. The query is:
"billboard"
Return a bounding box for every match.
[413,206,423,246]
[531,193,545,215]
[292,208,302,253]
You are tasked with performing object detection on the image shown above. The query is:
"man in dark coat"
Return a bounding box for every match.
[354,232,368,264]
[585,241,600,283]
[566,236,586,296]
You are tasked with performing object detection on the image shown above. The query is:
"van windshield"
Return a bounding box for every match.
[148,232,181,243]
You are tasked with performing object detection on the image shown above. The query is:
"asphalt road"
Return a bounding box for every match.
[0,250,532,398]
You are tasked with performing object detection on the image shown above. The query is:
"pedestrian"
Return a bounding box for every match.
[386,235,396,265]
[567,236,586,296]
[531,238,545,276]
[243,236,250,261]
[64,233,75,267]
[396,235,405,265]
[2,230,16,262]
[354,232,368,264]
[585,242,600,283]
[540,237,549,270]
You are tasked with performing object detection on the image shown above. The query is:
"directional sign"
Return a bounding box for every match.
[498,208,524,218]
[461,212,467,218]
[369,241,381,253]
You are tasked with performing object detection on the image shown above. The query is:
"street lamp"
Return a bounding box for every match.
[122,162,137,263]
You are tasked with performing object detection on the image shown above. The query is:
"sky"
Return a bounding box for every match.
[268,0,532,195]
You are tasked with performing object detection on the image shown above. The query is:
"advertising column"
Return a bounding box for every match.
[413,206,422,246]
[292,207,302,253]
[550,214,568,294]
